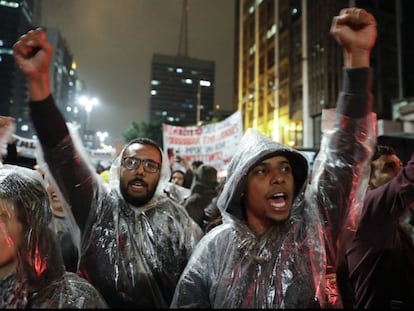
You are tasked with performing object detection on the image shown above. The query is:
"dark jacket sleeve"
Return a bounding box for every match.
[312,67,374,277]
[30,94,69,148]
[29,94,97,233]
[336,68,373,119]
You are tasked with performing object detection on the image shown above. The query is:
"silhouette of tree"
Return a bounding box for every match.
[122,117,165,147]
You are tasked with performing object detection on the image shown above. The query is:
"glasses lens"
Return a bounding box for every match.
[144,160,160,173]
[123,157,160,173]
[123,157,139,170]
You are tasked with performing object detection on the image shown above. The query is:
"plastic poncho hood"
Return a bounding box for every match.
[109,137,172,208]
[0,165,108,309]
[218,128,309,221]
[0,165,62,286]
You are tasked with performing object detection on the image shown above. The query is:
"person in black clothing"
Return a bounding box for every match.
[202,178,225,233]
[191,160,204,170]
[368,144,403,191]
[182,164,219,230]
[338,145,414,308]
[0,116,37,168]
[13,29,202,308]
[175,156,198,189]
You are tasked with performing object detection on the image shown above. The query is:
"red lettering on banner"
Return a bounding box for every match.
[168,126,202,136]
[168,136,201,145]
[206,151,223,162]
[183,151,223,164]
[219,126,239,139]
[203,135,216,143]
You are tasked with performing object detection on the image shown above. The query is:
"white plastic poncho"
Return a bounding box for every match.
[37,132,202,308]
[0,165,108,308]
[170,68,376,308]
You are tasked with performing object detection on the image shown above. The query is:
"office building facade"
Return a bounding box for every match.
[235,0,414,149]
[150,53,215,126]
[0,0,38,137]
[0,0,90,143]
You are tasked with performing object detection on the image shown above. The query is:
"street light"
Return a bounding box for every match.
[78,95,99,131]
[96,131,108,148]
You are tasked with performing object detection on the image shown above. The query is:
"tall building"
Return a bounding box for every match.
[42,27,87,132]
[235,0,414,149]
[150,54,215,126]
[149,0,222,127]
[0,0,87,140]
[0,0,38,137]
[0,0,91,146]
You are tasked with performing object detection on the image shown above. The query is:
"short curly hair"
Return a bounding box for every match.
[372,144,397,162]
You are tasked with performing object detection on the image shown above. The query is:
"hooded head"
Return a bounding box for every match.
[170,168,186,187]
[217,129,308,221]
[109,137,172,207]
[0,164,65,289]
[193,164,218,189]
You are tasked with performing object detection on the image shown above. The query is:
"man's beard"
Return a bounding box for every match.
[120,183,157,207]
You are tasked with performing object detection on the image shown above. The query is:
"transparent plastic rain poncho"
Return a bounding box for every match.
[36,131,202,308]
[171,68,377,308]
[163,181,191,204]
[0,164,108,308]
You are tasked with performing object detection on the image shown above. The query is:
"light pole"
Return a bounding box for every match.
[78,95,99,132]
[196,79,211,125]
[196,83,201,125]
[96,131,108,148]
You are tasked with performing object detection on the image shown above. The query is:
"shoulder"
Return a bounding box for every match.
[64,273,109,307]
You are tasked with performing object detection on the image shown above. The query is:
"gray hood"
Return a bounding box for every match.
[217,128,309,221]
[0,165,65,289]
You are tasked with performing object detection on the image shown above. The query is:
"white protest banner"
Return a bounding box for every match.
[163,111,243,175]
[12,134,37,158]
[2,134,115,165]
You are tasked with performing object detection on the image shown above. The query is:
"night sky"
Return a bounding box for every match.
[39,0,235,143]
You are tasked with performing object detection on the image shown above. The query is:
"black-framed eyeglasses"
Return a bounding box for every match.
[122,157,161,173]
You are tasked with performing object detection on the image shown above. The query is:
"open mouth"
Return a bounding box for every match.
[129,180,147,192]
[268,192,288,211]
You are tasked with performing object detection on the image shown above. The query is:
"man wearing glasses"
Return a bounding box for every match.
[13,29,202,309]
[120,150,163,206]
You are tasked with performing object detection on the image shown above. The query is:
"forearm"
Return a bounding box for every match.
[27,75,51,102]
[331,67,375,165]
[336,67,373,119]
[29,94,97,231]
[30,94,69,148]
[343,48,370,68]
[329,67,375,204]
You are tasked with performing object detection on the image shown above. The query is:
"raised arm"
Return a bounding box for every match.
[310,8,378,282]
[13,28,98,234]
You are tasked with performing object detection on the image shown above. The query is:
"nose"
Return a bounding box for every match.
[270,170,284,184]
[134,161,146,174]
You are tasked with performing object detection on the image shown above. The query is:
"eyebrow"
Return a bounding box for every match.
[124,156,160,162]
[259,159,291,166]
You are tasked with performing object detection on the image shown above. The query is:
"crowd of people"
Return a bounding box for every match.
[2,6,412,309]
